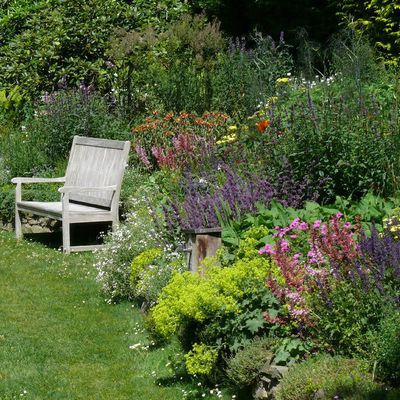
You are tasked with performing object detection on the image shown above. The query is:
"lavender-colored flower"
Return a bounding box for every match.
[135,145,152,170]
[359,224,400,293]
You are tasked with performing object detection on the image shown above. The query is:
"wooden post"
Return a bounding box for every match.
[62,192,71,254]
[183,228,222,273]
[15,182,22,239]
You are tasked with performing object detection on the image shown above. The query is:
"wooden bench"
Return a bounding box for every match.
[11,136,130,253]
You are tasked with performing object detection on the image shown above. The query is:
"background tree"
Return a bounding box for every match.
[337,0,400,65]
[0,0,190,99]
[189,0,339,46]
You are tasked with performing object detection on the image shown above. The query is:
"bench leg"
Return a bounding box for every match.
[15,208,23,239]
[62,220,71,254]
[112,218,119,232]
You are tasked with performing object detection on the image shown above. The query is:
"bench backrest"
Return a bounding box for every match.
[65,136,130,209]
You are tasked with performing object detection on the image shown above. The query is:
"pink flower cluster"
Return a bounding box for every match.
[260,213,361,327]
[135,133,202,170]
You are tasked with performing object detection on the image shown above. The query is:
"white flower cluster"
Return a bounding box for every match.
[94,189,162,303]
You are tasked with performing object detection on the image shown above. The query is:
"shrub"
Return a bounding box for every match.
[0,164,65,223]
[32,88,129,163]
[153,14,226,114]
[149,232,279,378]
[0,0,189,100]
[130,247,186,307]
[131,110,229,171]
[374,308,400,386]
[265,38,400,200]
[0,126,50,178]
[309,281,383,357]
[151,236,272,339]
[0,87,129,177]
[107,14,225,116]
[337,2,400,65]
[226,336,275,388]
[275,354,380,400]
[210,33,292,121]
[0,184,15,223]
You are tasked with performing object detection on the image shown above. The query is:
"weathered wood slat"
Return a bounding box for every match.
[74,136,127,150]
[11,177,66,184]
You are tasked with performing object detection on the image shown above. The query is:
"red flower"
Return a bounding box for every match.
[256,119,270,133]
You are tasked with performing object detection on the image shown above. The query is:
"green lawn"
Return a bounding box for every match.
[0,231,190,400]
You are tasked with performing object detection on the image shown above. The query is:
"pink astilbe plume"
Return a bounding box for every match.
[260,213,362,327]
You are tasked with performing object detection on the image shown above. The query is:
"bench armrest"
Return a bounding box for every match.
[58,185,117,194]
[13,177,66,203]
[11,177,66,184]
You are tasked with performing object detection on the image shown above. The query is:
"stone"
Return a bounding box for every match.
[253,381,269,400]
[268,365,288,380]
[253,363,289,400]
[30,225,45,234]
[313,389,326,399]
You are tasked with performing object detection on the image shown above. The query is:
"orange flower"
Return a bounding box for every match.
[256,119,270,133]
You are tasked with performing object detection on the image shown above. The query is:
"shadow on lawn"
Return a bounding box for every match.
[24,222,111,251]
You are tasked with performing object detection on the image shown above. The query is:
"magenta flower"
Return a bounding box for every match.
[293,253,301,260]
[313,219,322,228]
[280,239,290,252]
[259,243,275,255]
[336,212,343,219]
[290,217,301,229]
[298,222,309,230]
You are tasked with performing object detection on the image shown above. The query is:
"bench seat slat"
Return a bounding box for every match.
[17,201,114,223]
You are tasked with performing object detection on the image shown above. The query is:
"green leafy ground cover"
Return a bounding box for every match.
[0,231,195,400]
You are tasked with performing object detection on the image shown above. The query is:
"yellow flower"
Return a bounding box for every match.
[276,77,289,84]
[268,96,278,104]
[228,125,238,131]
[216,133,237,145]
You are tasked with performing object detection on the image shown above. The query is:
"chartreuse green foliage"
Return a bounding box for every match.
[0,86,26,122]
[337,1,400,64]
[131,248,163,284]
[150,230,275,376]
[152,236,271,338]
[275,354,384,400]
[130,247,186,307]
[184,343,219,376]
